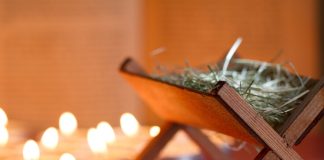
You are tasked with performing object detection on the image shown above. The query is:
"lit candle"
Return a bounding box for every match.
[87,128,107,154]
[41,127,59,150]
[0,126,9,146]
[0,108,8,126]
[120,113,139,137]
[96,121,115,144]
[23,140,40,160]
[59,112,78,136]
[149,126,160,137]
[59,153,76,160]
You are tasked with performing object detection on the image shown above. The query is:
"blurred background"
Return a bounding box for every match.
[0,0,322,155]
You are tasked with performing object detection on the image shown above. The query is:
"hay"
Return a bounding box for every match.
[151,38,310,128]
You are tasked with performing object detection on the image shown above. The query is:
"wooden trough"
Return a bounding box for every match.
[119,58,323,160]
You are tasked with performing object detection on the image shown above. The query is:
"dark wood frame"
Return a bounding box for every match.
[119,58,323,160]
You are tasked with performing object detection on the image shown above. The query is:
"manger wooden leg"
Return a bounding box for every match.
[182,126,232,160]
[256,87,324,160]
[135,122,180,160]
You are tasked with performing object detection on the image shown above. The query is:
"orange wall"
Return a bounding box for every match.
[144,0,319,78]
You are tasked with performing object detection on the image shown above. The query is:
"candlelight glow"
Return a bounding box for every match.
[59,112,78,136]
[59,153,76,160]
[0,108,8,126]
[23,140,40,160]
[87,128,107,154]
[0,126,9,146]
[149,126,160,137]
[41,127,59,150]
[96,121,115,144]
[120,113,139,137]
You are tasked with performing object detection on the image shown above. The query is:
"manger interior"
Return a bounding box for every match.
[151,58,318,128]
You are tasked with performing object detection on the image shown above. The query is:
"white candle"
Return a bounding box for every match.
[59,153,76,160]
[0,108,8,126]
[96,121,115,144]
[149,126,160,137]
[23,140,40,160]
[59,112,78,136]
[87,128,107,154]
[0,126,9,146]
[41,127,59,150]
[120,113,139,137]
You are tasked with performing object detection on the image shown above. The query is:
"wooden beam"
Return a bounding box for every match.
[217,83,303,160]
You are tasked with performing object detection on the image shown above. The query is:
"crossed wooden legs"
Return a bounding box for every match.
[135,123,231,160]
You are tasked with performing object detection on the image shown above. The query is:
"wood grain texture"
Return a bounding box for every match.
[121,70,258,145]
[261,87,324,159]
[217,83,302,160]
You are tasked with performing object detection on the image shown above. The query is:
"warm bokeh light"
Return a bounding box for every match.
[59,112,78,136]
[0,108,8,126]
[87,128,107,154]
[59,153,76,160]
[23,140,40,160]
[0,126,9,146]
[120,113,139,137]
[149,126,160,137]
[41,127,59,150]
[96,121,116,144]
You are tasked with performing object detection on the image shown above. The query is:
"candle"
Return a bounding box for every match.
[59,112,78,136]
[0,126,9,146]
[120,113,139,137]
[96,121,115,144]
[87,128,107,154]
[40,127,59,150]
[149,126,160,137]
[0,108,8,126]
[59,153,76,160]
[23,140,40,160]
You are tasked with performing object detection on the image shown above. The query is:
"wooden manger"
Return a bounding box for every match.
[119,58,323,160]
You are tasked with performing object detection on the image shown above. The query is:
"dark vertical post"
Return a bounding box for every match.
[319,0,324,76]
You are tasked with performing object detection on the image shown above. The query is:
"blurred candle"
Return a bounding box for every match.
[149,126,160,137]
[96,121,115,144]
[23,140,40,160]
[87,128,107,154]
[59,112,78,136]
[41,127,59,150]
[120,113,139,137]
[0,126,9,146]
[59,153,76,160]
[0,108,8,126]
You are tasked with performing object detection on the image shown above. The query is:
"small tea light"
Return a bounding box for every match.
[120,113,139,137]
[59,153,76,160]
[23,140,40,160]
[0,126,9,146]
[96,121,115,144]
[41,127,59,150]
[149,126,160,137]
[0,108,8,126]
[87,128,107,154]
[59,112,78,136]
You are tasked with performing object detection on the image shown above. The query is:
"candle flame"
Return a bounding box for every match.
[96,121,115,144]
[23,140,40,160]
[87,128,107,154]
[59,112,78,136]
[59,153,76,160]
[0,108,8,126]
[120,113,139,137]
[41,127,59,150]
[0,126,9,146]
[149,126,160,137]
